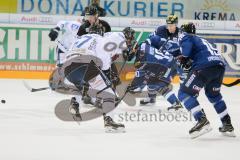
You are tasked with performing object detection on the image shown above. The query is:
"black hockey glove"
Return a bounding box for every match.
[122,49,131,61]
[123,42,138,61]
[134,49,145,69]
[48,27,60,41]
[176,56,192,72]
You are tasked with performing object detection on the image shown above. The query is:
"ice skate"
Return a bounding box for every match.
[140,97,156,105]
[69,97,80,115]
[219,115,236,137]
[82,94,94,105]
[189,115,212,139]
[167,101,184,112]
[104,115,125,133]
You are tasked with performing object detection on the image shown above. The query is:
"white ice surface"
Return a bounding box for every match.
[0,79,239,160]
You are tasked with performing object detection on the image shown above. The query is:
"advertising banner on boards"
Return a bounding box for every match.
[0,0,239,20]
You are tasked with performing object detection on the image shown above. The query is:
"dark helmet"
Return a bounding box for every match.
[85,5,98,16]
[122,27,135,41]
[89,24,103,36]
[91,0,100,4]
[180,22,196,34]
[166,14,178,24]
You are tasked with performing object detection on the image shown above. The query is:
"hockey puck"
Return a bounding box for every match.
[1,99,6,104]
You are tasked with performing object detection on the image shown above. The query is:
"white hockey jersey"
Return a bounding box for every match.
[103,32,127,57]
[66,32,127,71]
[56,20,81,52]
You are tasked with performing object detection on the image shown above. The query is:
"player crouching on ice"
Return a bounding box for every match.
[177,22,235,138]
[50,26,136,133]
[128,40,183,111]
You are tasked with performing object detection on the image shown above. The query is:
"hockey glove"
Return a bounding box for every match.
[176,56,192,72]
[48,27,60,41]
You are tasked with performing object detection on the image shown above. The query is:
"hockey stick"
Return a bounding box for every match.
[117,60,127,76]
[115,90,128,107]
[153,38,170,56]
[159,38,170,52]
[23,81,50,92]
[222,79,240,87]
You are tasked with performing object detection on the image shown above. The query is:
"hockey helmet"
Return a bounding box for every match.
[180,22,196,34]
[122,27,135,41]
[166,14,178,24]
[85,5,98,16]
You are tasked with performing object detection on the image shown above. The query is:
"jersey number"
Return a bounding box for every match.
[76,36,92,48]
[201,38,220,56]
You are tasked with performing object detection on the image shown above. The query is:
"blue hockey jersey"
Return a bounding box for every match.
[147,25,180,57]
[135,42,176,70]
[150,25,179,41]
[146,35,180,57]
[178,33,225,70]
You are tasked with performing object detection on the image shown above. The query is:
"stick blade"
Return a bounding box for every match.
[22,80,34,92]
[22,80,49,92]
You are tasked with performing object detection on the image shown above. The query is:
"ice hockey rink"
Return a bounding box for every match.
[0,79,239,160]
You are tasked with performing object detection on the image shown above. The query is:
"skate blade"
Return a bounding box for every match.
[83,101,94,106]
[167,107,186,114]
[221,131,236,137]
[190,124,213,139]
[105,127,126,133]
[139,102,156,106]
[139,102,156,107]
[82,103,95,109]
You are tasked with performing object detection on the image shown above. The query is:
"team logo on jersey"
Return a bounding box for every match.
[71,24,79,30]
[213,87,221,92]
[193,85,202,92]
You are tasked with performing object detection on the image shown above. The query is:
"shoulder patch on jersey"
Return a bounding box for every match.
[71,24,79,30]
[155,25,168,36]
[178,33,191,42]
